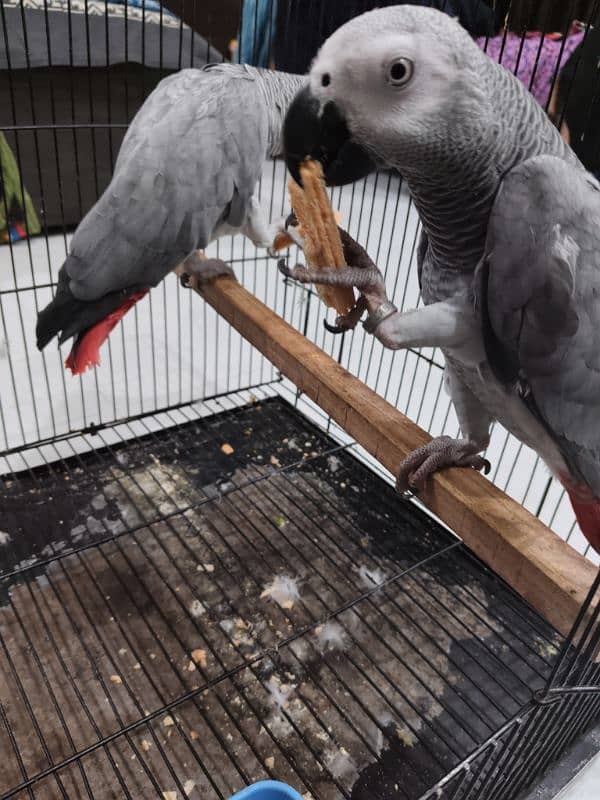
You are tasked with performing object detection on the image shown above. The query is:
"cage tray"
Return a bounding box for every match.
[0,397,561,799]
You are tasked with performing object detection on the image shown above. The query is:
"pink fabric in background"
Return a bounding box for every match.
[476,28,585,108]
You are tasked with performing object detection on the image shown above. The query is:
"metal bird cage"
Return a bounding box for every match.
[0,1,599,798]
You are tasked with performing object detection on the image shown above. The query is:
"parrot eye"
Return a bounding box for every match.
[321,73,331,87]
[387,58,413,86]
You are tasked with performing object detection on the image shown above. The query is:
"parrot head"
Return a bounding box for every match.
[283,6,484,186]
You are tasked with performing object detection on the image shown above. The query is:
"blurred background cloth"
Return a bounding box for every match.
[558,25,600,178]
[271,1,500,74]
[478,25,585,108]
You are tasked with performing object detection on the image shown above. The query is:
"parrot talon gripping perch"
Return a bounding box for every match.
[395,435,492,494]
[179,254,237,292]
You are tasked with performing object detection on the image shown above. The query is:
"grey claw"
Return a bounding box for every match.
[323,296,369,334]
[278,259,309,282]
[395,474,418,498]
[323,317,348,335]
[278,258,291,278]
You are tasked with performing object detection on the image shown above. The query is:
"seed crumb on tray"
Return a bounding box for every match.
[190,648,207,668]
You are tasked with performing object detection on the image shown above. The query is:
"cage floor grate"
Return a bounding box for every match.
[0,397,562,799]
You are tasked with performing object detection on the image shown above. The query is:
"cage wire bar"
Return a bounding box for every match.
[0,0,599,798]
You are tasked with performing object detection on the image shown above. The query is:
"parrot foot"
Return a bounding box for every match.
[278,228,386,304]
[180,254,236,290]
[277,259,385,298]
[395,436,491,495]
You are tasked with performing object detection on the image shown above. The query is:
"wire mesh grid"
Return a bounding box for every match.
[1,0,599,559]
[0,393,568,799]
[1,1,600,798]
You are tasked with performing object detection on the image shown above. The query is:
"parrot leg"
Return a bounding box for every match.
[397,366,492,494]
[396,436,491,494]
[178,251,237,290]
[279,258,478,352]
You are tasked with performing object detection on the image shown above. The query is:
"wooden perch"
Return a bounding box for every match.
[189,271,596,637]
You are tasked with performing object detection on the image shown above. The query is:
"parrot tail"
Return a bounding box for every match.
[36,261,149,376]
[64,289,148,375]
[561,477,600,554]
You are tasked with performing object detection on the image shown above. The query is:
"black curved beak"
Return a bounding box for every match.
[283,85,377,187]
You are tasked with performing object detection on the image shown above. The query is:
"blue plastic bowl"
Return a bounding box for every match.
[229,780,304,800]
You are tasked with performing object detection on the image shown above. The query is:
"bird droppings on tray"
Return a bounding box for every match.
[163,716,175,727]
[325,745,357,782]
[141,739,152,752]
[220,443,234,455]
[260,575,300,609]
[264,755,275,770]
[109,674,122,685]
[394,724,417,748]
[189,599,207,617]
[327,455,341,473]
[0,531,11,545]
[91,494,107,511]
[266,674,296,711]
[358,564,387,587]
[315,620,347,652]
[196,563,215,573]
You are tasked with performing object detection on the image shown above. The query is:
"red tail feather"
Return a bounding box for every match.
[561,478,600,554]
[65,290,148,375]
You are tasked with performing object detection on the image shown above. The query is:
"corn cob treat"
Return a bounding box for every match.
[287,159,355,317]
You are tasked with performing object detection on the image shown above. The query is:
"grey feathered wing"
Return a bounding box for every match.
[66,65,270,301]
[479,154,600,495]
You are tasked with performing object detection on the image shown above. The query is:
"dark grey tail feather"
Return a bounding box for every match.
[36,261,142,350]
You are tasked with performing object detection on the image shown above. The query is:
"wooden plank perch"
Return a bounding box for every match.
[189,271,597,637]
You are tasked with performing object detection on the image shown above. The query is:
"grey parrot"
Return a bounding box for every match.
[36,63,305,374]
[278,6,600,552]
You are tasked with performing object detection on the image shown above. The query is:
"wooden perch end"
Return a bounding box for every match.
[192,272,597,637]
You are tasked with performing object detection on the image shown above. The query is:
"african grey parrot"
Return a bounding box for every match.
[36,63,305,374]
[277,6,600,552]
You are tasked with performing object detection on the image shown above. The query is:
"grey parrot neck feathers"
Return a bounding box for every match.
[251,67,307,158]
[395,55,576,274]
